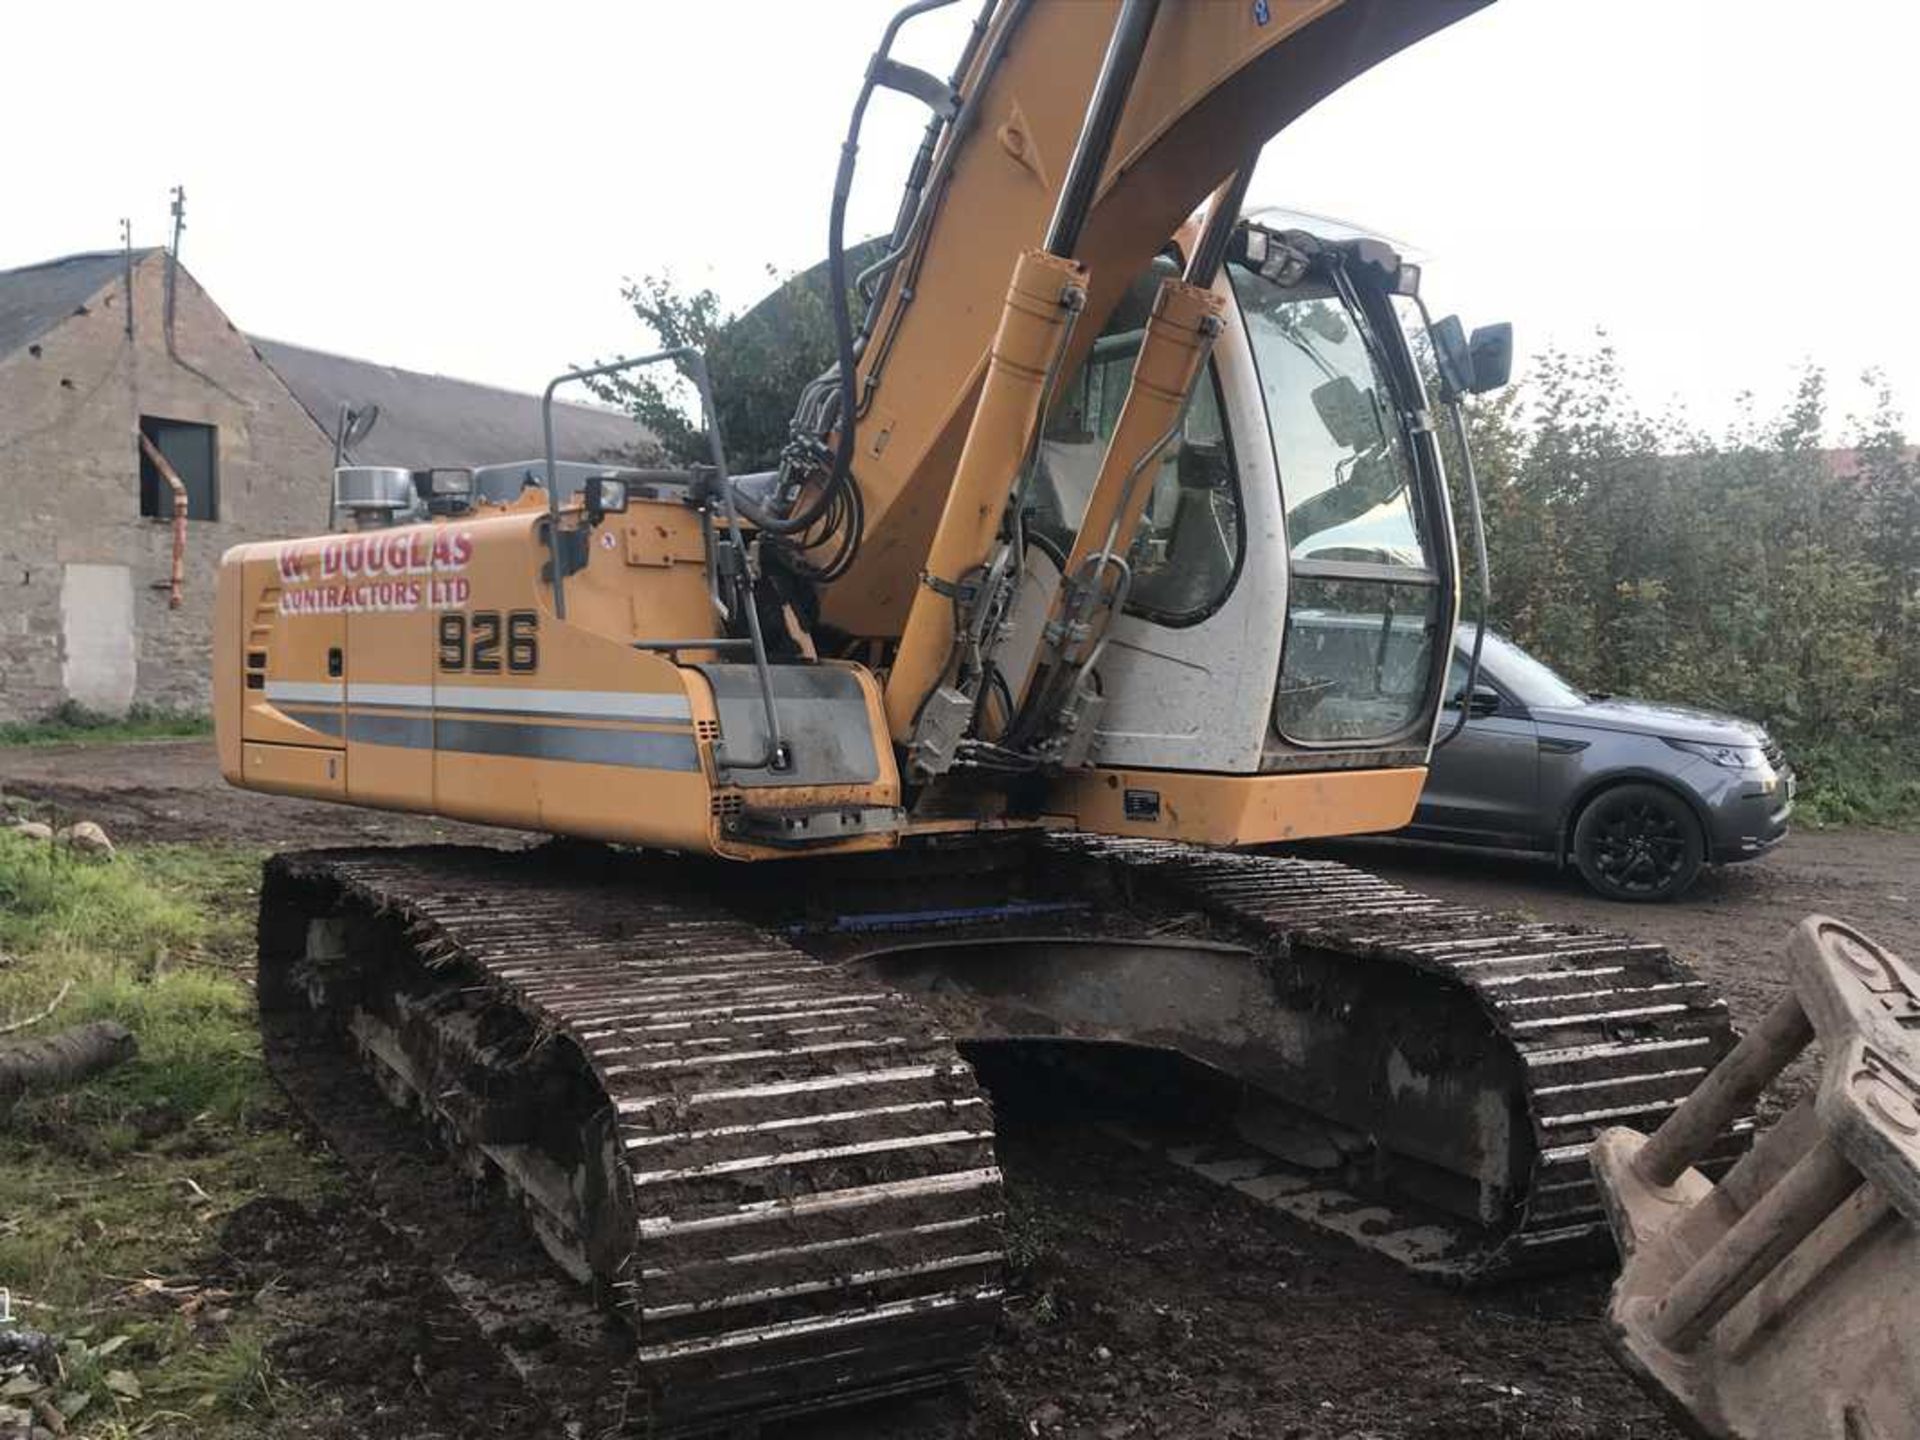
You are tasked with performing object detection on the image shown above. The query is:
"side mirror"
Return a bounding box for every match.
[1467,323,1513,393]
[1431,318,1515,397]
[332,400,381,466]
[1431,315,1474,400]
[583,475,629,525]
[1466,684,1501,717]
[344,402,380,449]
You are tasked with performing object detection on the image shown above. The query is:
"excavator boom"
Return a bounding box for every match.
[833,0,1484,635]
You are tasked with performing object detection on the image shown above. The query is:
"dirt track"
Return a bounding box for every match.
[5,739,1915,1439]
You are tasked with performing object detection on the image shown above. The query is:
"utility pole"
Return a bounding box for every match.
[119,218,134,338]
[164,186,185,358]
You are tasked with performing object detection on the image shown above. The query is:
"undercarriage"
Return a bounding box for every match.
[259,837,1747,1433]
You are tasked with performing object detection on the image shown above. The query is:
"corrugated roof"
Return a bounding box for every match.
[252,337,654,471]
[0,249,154,360]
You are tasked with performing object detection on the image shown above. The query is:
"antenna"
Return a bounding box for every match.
[119,218,134,339]
[164,185,185,358]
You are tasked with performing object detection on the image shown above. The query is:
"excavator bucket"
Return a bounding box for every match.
[1591,917,1920,1440]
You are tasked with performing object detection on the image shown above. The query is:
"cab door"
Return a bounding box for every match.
[1048,261,1284,774]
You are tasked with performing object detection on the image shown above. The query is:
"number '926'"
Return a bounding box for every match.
[438,611,538,673]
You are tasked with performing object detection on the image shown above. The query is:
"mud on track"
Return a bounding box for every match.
[5,739,1915,1438]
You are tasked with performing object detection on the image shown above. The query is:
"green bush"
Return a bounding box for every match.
[1454,352,1918,828]
[1790,738,1920,828]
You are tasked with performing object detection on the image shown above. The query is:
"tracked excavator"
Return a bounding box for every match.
[211,1,1915,1434]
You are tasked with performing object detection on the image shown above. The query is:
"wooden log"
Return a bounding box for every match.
[0,1021,137,1100]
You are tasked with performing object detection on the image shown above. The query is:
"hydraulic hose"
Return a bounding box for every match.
[726,0,958,548]
[828,0,958,525]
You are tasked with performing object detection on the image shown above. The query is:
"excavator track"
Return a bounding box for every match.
[1048,836,1752,1278]
[255,833,1752,1432]
[257,847,1006,1437]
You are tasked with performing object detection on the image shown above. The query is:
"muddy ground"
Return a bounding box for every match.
[4,739,1915,1439]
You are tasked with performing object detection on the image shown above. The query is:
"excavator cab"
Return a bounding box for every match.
[1024,216,1460,782]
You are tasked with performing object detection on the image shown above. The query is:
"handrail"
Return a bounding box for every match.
[540,349,789,774]
[540,349,690,621]
[1412,292,1491,752]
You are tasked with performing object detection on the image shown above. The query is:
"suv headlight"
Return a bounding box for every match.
[1667,738,1767,770]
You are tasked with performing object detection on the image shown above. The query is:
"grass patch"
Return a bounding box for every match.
[0,832,338,1432]
[1790,736,1920,829]
[0,702,210,748]
[148,1325,283,1419]
[0,838,264,1126]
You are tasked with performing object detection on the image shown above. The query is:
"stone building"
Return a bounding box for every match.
[0,248,647,723]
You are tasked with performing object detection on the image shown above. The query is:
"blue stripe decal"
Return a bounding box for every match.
[434,716,700,771]
[275,704,700,772]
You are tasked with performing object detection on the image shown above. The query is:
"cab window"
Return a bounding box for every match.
[1024,258,1244,626]
[1230,256,1445,746]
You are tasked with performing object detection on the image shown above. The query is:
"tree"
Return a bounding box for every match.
[1851,376,1920,731]
[1454,337,1911,763]
[589,252,872,474]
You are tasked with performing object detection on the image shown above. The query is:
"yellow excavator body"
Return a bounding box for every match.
[219,0,1479,862]
[214,483,1427,856]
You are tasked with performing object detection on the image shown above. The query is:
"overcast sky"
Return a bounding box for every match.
[8,1,1915,439]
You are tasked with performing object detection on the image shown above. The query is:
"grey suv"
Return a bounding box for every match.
[1400,629,1795,901]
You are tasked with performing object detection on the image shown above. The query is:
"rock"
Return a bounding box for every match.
[0,1327,57,1376]
[55,822,113,859]
[8,821,52,842]
[498,1316,558,1349]
[1030,1400,1065,1429]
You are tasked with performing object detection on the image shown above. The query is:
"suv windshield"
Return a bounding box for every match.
[1231,252,1446,746]
[1454,629,1588,710]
